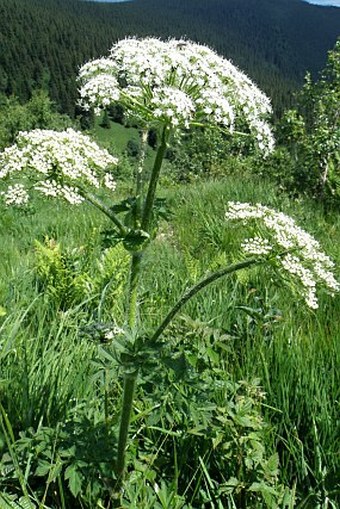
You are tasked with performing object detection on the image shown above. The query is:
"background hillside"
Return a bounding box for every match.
[0,0,339,115]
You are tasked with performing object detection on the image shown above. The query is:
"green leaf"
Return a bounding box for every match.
[47,461,63,483]
[265,453,279,477]
[219,477,242,494]
[110,197,136,213]
[100,228,124,247]
[35,459,52,477]
[123,229,150,251]
[233,414,255,427]
[0,494,36,509]
[17,497,36,509]
[64,464,83,498]
[161,354,187,378]
[248,481,278,496]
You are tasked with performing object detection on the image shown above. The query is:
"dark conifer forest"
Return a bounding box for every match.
[0,0,339,115]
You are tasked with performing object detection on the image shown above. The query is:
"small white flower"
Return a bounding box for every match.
[104,173,117,191]
[150,86,195,128]
[2,184,29,206]
[241,237,272,255]
[78,37,274,153]
[78,74,120,112]
[104,325,125,341]
[226,201,339,309]
[0,129,118,206]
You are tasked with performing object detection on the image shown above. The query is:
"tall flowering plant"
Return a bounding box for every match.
[0,37,338,499]
[78,37,274,153]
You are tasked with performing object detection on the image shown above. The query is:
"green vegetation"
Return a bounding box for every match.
[0,91,74,150]
[0,176,339,507]
[1,0,340,114]
[276,40,340,202]
[0,11,339,509]
[92,114,140,152]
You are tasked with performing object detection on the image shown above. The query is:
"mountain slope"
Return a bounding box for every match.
[0,0,339,114]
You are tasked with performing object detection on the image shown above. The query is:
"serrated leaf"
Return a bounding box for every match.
[219,477,242,494]
[17,497,36,509]
[35,459,52,477]
[110,197,135,213]
[266,453,279,477]
[248,481,277,496]
[233,414,254,427]
[212,433,224,449]
[161,354,187,377]
[0,493,20,509]
[123,229,150,251]
[0,494,36,509]
[206,347,219,363]
[47,461,63,483]
[65,464,83,498]
[100,228,123,248]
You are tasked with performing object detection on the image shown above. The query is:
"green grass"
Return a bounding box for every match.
[0,175,339,507]
[91,115,140,153]
[91,114,157,178]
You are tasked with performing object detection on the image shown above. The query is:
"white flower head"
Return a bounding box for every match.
[151,86,195,128]
[226,201,339,309]
[241,237,272,255]
[1,184,29,206]
[0,129,118,206]
[104,325,125,341]
[78,37,274,153]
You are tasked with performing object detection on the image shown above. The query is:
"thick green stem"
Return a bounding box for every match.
[134,128,149,227]
[128,251,142,330]
[79,188,127,237]
[115,124,170,493]
[141,125,170,233]
[150,257,264,343]
[127,126,170,329]
[115,370,138,483]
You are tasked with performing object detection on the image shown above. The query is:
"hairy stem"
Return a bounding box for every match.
[134,128,149,227]
[115,371,138,484]
[79,188,127,237]
[127,251,142,330]
[127,126,169,329]
[141,125,170,233]
[150,257,264,343]
[116,124,170,492]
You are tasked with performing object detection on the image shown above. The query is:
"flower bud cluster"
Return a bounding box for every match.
[78,37,274,154]
[0,129,118,206]
[226,201,339,309]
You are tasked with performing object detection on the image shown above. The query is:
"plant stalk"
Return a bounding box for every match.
[134,128,149,227]
[79,188,127,237]
[127,125,169,329]
[127,251,142,330]
[116,124,170,493]
[150,257,264,343]
[141,125,170,233]
[115,370,138,485]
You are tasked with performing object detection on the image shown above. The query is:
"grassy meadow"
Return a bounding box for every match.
[0,127,339,509]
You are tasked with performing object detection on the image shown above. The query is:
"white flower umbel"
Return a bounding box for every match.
[241,237,272,255]
[226,201,339,309]
[1,184,30,206]
[0,129,118,206]
[78,37,274,154]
